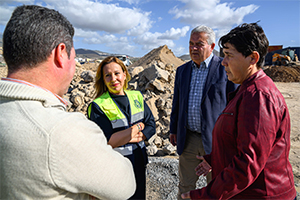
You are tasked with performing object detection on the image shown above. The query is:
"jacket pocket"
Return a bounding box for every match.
[216,111,237,146]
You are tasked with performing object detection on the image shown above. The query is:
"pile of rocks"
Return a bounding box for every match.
[64,66,96,114]
[128,60,178,156]
[64,45,186,157]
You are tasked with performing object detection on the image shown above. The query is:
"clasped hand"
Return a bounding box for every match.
[129,122,145,143]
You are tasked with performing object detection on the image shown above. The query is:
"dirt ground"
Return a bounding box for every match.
[264,64,300,193]
[274,82,300,193]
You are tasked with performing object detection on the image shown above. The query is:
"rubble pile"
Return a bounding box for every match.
[129,44,185,69]
[64,45,300,157]
[64,45,185,157]
[64,64,97,114]
[128,59,179,156]
[264,65,300,82]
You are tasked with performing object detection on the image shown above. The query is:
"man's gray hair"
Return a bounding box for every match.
[191,25,215,45]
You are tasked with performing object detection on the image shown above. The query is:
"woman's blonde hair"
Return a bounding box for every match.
[94,56,131,98]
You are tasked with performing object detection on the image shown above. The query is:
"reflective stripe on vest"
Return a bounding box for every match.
[114,141,145,156]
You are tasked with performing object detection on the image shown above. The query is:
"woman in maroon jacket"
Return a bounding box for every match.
[182,23,296,199]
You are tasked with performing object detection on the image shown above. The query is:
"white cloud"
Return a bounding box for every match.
[74,27,133,52]
[158,26,190,40]
[79,31,135,55]
[75,28,100,38]
[50,0,191,55]
[118,0,141,5]
[169,0,259,33]
[126,10,153,36]
[107,38,136,54]
[134,31,176,51]
[172,46,187,57]
[44,0,153,34]
[82,34,118,44]
[130,26,189,52]
[99,0,140,4]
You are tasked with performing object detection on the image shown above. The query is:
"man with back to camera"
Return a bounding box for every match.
[0,5,136,199]
[169,25,238,199]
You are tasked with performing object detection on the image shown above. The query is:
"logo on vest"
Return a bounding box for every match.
[134,99,141,109]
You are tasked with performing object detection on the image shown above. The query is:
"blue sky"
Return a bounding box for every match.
[0,0,299,57]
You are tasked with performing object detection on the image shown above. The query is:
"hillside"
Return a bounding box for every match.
[75,48,136,62]
[75,48,107,59]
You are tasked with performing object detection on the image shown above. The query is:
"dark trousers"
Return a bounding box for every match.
[127,147,147,200]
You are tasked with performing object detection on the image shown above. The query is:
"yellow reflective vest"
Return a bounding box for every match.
[88,90,145,156]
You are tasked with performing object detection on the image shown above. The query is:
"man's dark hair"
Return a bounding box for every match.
[219,22,269,67]
[3,5,75,73]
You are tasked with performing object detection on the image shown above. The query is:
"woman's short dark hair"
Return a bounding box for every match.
[3,5,75,73]
[219,22,269,68]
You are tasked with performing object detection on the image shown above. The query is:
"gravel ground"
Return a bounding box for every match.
[146,156,299,199]
[146,156,206,200]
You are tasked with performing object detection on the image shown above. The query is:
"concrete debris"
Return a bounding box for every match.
[64,45,185,157]
[81,70,95,83]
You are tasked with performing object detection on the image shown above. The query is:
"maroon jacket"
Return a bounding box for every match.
[190,70,296,199]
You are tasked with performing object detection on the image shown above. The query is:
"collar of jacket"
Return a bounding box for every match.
[0,79,67,110]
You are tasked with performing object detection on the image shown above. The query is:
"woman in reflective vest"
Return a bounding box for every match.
[88,56,155,200]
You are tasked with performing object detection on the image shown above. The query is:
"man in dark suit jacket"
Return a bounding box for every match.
[169,25,238,200]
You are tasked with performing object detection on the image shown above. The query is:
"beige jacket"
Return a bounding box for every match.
[0,80,136,200]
